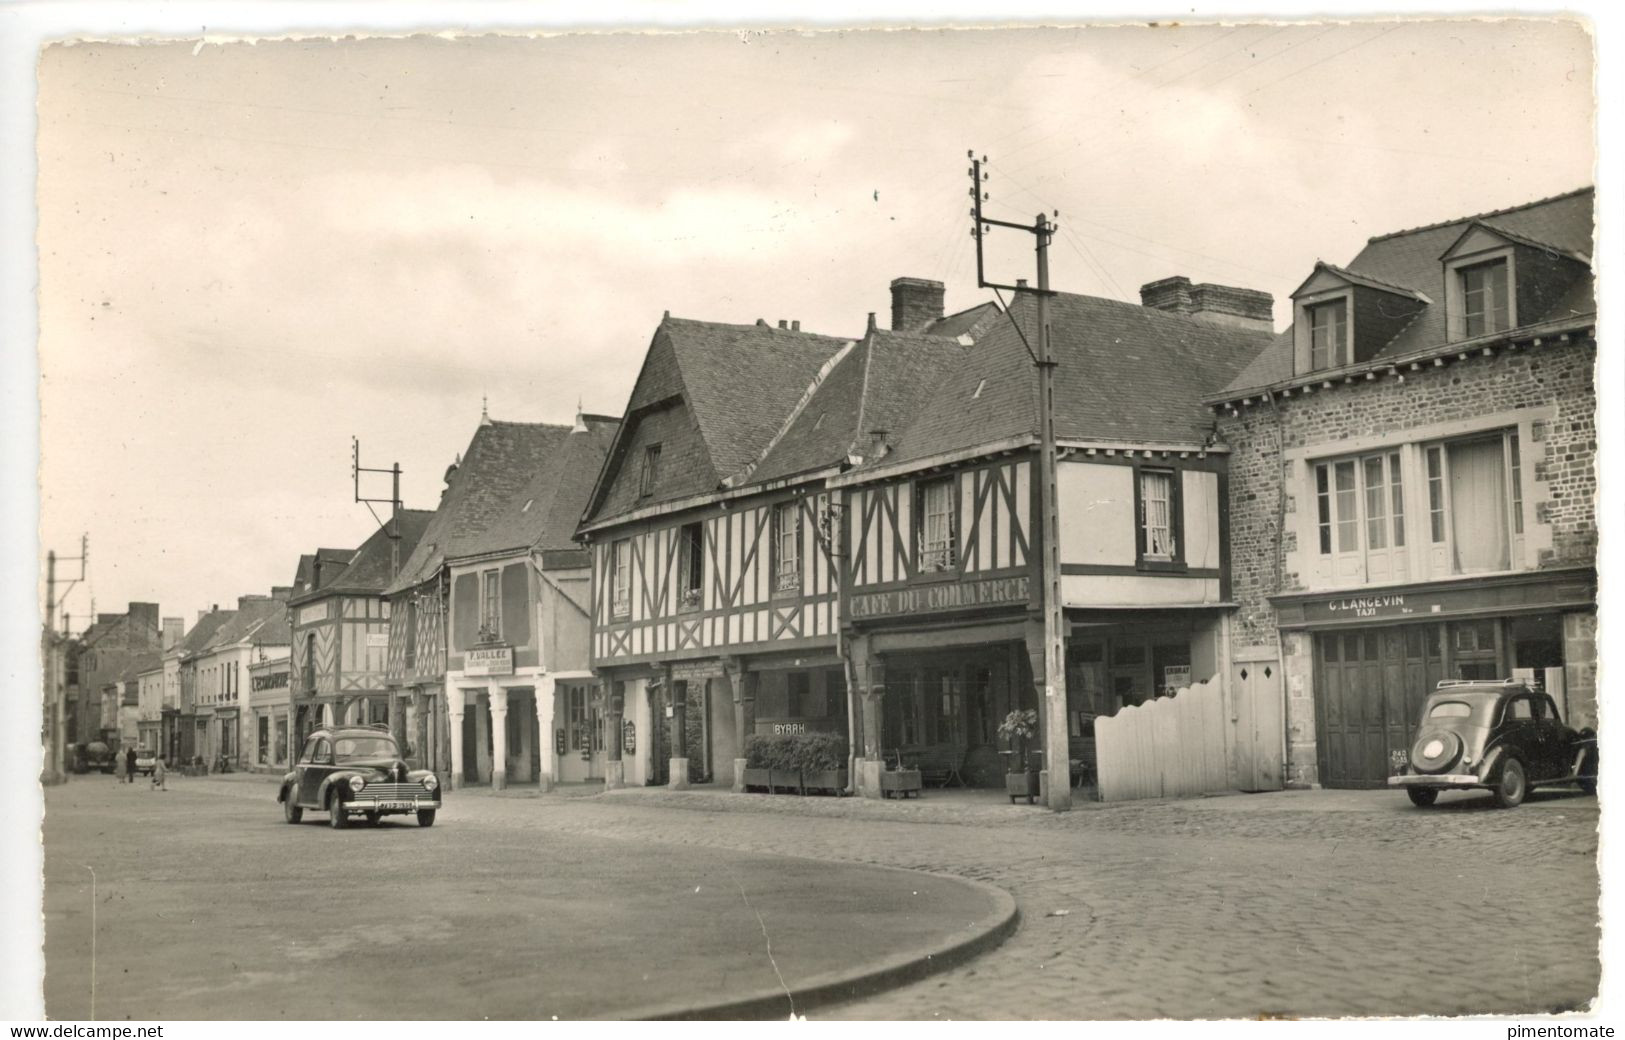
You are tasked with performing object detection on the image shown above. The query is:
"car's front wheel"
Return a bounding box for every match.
[1578,746,1598,796]
[328,792,349,829]
[1407,787,1438,808]
[283,790,303,824]
[1494,757,1527,809]
[416,809,436,828]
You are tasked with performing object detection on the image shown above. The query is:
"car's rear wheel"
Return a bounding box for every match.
[1406,787,1438,808]
[283,790,303,824]
[1493,757,1527,809]
[328,792,349,829]
[1578,748,1598,796]
[416,809,436,828]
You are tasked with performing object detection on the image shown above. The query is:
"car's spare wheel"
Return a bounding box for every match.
[1409,730,1462,774]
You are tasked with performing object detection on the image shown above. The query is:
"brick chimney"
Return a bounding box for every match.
[1141,277,1274,332]
[162,617,184,650]
[270,586,293,600]
[890,277,945,332]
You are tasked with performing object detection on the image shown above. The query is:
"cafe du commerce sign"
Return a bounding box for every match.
[464,646,513,677]
[849,575,1031,620]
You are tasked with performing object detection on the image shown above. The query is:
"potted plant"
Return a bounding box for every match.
[878,750,922,799]
[741,735,774,792]
[998,708,1041,804]
[795,732,849,796]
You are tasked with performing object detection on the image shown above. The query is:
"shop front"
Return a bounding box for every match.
[1274,567,1596,788]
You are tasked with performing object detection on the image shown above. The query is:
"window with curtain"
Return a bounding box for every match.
[610,539,631,619]
[918,478,956,571]
[773,502,801,592]
[678,522,704,607]
[479,569,501,638]
[1438,437,1511,573]
[1139,469,1176,560]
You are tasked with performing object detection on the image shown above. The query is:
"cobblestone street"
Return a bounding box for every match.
[164,774,1600,1020]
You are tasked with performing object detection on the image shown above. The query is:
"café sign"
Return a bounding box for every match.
[465,646,513,677]
[849,575,1030,620]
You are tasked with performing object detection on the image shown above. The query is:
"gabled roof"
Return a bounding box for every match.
[1291,261,1430,303]
[202,597,290,652]
[386,416,619,594]
[1440,219,1591,265]
[177,610,235,659]
[296,510,434,601]
[582,317,850,525]
[865,290,1270,472]
[1216,187,1595,400]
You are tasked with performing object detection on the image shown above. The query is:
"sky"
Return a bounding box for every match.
[30,18,1597,629]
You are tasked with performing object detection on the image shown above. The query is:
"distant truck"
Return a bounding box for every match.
[71,741,116,775]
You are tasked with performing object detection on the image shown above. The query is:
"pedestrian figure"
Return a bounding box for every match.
[151,757,167,791]
[114,748,127,784]
[125,746,137,783]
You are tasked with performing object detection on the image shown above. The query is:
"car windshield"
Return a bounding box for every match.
[1428,701,1473,719]
[333,736,399,762]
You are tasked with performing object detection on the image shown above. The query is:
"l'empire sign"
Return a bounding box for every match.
[849,575,1031,620]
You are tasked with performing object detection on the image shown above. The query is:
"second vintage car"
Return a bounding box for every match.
[1388,679,1597,809]
[278,724,442,828]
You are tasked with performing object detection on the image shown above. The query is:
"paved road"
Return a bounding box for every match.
[41,776,1004,1020]
[50,773,1600,1020]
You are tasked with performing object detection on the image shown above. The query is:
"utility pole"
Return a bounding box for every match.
[353,437,403,579]
[969,152,1070,812]
[43,535,88,785]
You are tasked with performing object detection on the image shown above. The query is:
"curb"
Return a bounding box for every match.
[618,871,1020,1021]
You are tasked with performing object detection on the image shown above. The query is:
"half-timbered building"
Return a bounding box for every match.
[286,512,431,749]
[384,408,617,790]
[833,282,1273,796]
[1209,187,1597,789]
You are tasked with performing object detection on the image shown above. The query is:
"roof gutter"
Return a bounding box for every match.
[826,434,1038,489]
[577,464,848,538]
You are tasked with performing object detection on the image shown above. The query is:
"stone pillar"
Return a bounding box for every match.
[446,683,466,791]
[668,673,690,789]
[604,680,625,790]
[723,659,755,792]
[488,685,509,791]
[853,643,886,799]
[534,674,556,792]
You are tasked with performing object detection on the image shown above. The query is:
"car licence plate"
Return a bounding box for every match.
[375,801,417,811]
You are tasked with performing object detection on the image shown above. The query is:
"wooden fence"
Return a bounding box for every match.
[1095,678,1231,802]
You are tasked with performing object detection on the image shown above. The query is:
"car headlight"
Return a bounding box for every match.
[347,775,367,791]
[421,774,439,791]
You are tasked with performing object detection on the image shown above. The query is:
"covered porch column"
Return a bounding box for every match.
[446,681,466,791]
[851,637,886,799]
[488,685,509,791]
[723,657,754,792]
[534,674,556,792]
[604,679,625,790]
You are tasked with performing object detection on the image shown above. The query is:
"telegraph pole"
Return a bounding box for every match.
[969,153,1070,811]
[353,438,403,579]
[43,534,88,784]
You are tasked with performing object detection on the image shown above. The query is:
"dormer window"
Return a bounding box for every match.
[639,444,662,497]
[1308,298,1349,370]
[1459,259,1510,337]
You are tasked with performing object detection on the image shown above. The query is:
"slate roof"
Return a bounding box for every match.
[204,596,290,650]
[386,416,619,594]
[118,652,163,683]
[297,510,434,600]
[1217,187,1595,399]
[176,610,235,659]
[870,290,1271,470]
[583,318,851,524]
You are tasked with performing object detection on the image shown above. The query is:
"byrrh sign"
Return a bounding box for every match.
[850,575,1030,620]
[464,646,513,677]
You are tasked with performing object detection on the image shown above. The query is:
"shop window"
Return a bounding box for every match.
[1425,432,1524,574]
[678,522,705,608]
[258,716,269,764]
[1135,468,1182,567]
[610,539,632,619]
[1308,297,1350,370]
[916,477,957,572]
[773,502,802,594]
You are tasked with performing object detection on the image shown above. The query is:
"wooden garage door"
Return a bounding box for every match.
[1315,625,1444,788]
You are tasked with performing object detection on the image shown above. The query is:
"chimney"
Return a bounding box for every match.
[1188,283,1275,332]
[1140,276,1193,314]
[270,586,293,600]
[162,617,184,650]
[777,319,788,329]
[890,277,945,332]
[791,320,800,332]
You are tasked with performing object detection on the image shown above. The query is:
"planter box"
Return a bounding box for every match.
[880,768,922,799]
[1006,771,1040,804]
[769,768,803,794]
[800,768,849,796]
[741,767,772,792]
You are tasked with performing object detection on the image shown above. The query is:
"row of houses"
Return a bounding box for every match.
[57,186,1598,797]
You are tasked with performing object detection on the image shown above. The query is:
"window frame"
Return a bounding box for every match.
[479,568,502,642]
[677,522,705,610]
[772,501,802,595]
[1307,297,1350,371]
[609,539,632,620]
[639,444,663,497]
[1445,247,1517,342]
[1133,465,1185,571]
[914,475,959,575]
[1458,258,1511,338]
[1422,429,1523,575]
[1313,451,1406,560]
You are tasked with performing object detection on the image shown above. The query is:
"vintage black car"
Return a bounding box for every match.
[278,725,442,828]
[1388,679,1596,808]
